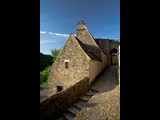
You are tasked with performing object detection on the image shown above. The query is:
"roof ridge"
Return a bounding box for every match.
[74,36,102,62]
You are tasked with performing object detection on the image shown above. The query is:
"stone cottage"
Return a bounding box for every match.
[48,20,119,93]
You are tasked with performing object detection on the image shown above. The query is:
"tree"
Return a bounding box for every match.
[51,48,61,62]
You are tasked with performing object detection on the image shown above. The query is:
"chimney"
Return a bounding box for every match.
[76,20,86,37]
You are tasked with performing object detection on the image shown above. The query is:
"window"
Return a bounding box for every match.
[65,62,69,68]
[57,86,63,92]
[64,60,70,68]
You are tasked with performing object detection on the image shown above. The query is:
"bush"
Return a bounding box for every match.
[40,66,50,85]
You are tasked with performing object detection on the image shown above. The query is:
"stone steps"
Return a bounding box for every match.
[80,95,92,101]
[73,105,81,111]
[55,89,99,120]
[67,106,81,115]
[74,100,87,109]
[85,89,99,96]
[63,110,76,120]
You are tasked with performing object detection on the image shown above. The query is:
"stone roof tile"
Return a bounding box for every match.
[75,36,102,62]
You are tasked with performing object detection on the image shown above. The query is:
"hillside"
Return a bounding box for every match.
[40,53,53,71]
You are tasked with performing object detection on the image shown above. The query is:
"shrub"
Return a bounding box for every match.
[40,66,50,85]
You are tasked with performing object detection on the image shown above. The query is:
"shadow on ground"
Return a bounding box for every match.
[90,65,119,94]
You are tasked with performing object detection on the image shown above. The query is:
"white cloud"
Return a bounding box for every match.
[112,38,120,40]
[40,31,47,34]
[40,31,69,38]
[54,33,69,37]
[48,32,54,35]
[40,40,57,45]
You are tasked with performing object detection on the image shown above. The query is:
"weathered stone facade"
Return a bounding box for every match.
[48,20,120,94]
[41,20,120,120]
[48,34,90,92]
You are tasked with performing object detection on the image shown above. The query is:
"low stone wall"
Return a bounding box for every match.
[40,77,89,120]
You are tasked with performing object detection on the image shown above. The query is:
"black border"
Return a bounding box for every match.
[3,0,156,119]
[2,0,40,119]
[120,0,156,119]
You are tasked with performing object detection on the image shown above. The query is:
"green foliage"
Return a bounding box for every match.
[51,48,61,62]
[40,48,61,86]
[40,66,50,85]
[40,53,53,71]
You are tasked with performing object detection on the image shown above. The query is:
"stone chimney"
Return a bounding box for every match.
[76,20,85,32]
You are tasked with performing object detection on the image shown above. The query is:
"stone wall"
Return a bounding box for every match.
[40,77,89,120]
[100,40,110,65]
[89,52,108,84]
[110,40,120,51]
[109,40,119,65]
[48,34,90,93]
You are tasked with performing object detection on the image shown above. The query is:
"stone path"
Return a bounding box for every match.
[55,65,120,120]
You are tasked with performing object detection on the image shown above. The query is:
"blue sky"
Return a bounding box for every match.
[40,0,120,55]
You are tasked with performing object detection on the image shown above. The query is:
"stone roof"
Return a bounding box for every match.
[75,36,102,62]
